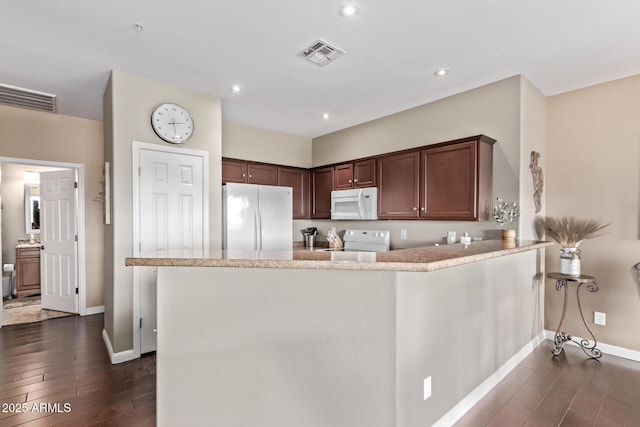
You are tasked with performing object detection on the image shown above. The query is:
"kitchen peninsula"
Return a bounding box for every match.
[126,240,551,427]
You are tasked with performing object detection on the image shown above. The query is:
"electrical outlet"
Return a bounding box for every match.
[400,229,407,240]
[594,311,606,326]
[423,376,432,400]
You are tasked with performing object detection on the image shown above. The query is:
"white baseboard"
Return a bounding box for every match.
[544,330,640,362]
[84,305,104,316]
[433,331,546,427]
[102,329,137,364]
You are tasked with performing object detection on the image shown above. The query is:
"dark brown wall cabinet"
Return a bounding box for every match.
[222,158,277,185]
[377,151,421,219]
[277,167,310,219]
[226,134,494,222]
[311,166,334,219]
[16,246,40,298]
[221,158,247,184]
[334,159,376,189]
[378,135,495,221]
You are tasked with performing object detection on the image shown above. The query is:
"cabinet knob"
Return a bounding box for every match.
[249,174,252,178]
[353,179,358,183]
[349,179,352,183]
[412,207,417,211]
[242,173,246,177]
[421,207,425,211]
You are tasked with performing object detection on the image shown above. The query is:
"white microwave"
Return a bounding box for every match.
[331,188,378,220]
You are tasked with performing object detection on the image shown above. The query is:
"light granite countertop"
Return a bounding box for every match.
[15,242,41,248]
[125,239,553,273]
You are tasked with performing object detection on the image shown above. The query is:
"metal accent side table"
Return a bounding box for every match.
[547,273,602,359]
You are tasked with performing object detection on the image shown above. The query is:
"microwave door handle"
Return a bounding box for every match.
[357,190,366,218]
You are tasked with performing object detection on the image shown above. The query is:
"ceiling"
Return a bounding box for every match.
[2,1,640,138]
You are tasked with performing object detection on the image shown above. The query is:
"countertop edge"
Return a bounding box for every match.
[125,240,554,272]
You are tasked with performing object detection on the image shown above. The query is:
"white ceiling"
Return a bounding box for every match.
[2,1,640,138]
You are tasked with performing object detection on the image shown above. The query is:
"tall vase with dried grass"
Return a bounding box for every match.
[493,198,520,241]
[535,216,610,276]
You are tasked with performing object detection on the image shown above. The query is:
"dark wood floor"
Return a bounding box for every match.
[2,316,639,427]
[0,314,155,426]
[455,341,640,427]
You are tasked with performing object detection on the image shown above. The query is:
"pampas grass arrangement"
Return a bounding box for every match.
[535,216,610,248]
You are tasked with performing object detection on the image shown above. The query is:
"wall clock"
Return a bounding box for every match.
[151,103,194,144]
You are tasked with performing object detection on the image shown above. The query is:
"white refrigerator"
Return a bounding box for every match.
[222,183,293,250]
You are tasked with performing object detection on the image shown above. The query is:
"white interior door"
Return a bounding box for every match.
[138,147,207,353]
[40,169,78,313]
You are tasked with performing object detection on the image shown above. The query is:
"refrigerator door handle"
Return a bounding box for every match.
[256,209,262,250]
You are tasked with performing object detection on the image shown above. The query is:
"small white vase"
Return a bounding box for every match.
[560,247,581,276]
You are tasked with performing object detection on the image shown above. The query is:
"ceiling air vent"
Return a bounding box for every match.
[297,39,345,67]
[0,83,57,113]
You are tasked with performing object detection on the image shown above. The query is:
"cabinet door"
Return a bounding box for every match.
[420,141,477,220]
[334,163,354,189]
[377,151,420,219]
[16,247,41,298]
[247,163,277,185]
[222,159,247,184]
[354,159,376,187]
[311,167,334,219]
[278,167,310,219]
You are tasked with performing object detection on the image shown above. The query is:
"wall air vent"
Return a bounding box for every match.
[297,39,345,67]
[0,83,57,113]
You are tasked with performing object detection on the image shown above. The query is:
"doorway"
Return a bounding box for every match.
[131,141,209,357]
[0,157,86,327]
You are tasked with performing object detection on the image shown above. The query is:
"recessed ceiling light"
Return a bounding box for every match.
[339,3,359,16]
[322,113,330,120]
[433,68,450,77]
[231,84,242,93]
[131,23,144,32]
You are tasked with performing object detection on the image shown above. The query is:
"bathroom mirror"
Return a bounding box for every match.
[24,183,41,235]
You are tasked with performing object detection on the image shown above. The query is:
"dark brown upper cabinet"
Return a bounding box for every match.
[377,135,495,221]
[277,167,310,219]
[377,151,421,219]
[247,163,277,185]
[221,158,247,184]
[224,134,494,223]
[419,135,495,221]
[222,158,277,185]
[334,159,376,189]
[311,166,334,219]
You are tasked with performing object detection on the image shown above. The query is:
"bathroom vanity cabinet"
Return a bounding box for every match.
[16,245,41,298]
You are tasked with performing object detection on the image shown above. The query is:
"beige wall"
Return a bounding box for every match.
[311,76,525,248]
[0,105,104,308]
[547,74,640,351]
[519,78,548,240]
[104,70,222,353]
[222,120,312,168]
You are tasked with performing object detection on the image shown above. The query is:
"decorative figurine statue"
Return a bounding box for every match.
[529,151,543,214]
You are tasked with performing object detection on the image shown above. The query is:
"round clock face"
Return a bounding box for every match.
[151,103,194,144]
